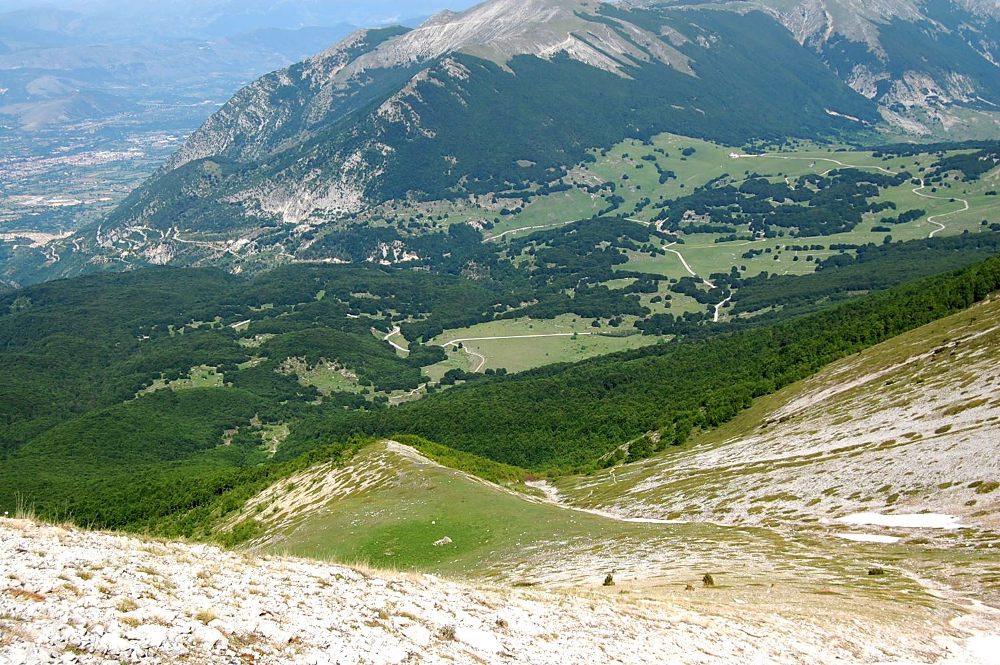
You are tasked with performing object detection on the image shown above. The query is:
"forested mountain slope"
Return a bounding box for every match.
[34,0,881,277]
[1,252,998,532]
[279,254,1000,470]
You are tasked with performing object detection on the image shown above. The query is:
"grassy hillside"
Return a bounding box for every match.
[240,440,633,574]
[484,135,1000,246]
[216,438,974,609]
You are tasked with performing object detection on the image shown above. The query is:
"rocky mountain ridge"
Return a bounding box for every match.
[164,0,693,174]
[748,0,1000,132]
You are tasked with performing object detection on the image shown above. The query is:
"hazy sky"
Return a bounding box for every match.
[1,0,481,40]
[2,0,478,22]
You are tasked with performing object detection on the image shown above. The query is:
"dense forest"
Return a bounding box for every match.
[653,169,908,237]
[4,227,999,461]
[277,255,1000,470]
[726,232,1000,317]
[2,251,998,534]
[0,266,510,458]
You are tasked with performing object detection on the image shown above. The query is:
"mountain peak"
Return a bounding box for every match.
[336,0,689,78]
[748,0,1000,48]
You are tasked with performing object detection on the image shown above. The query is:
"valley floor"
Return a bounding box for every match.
[2,517,997,665]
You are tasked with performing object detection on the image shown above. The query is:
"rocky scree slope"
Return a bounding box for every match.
[2,517,997,665]
[554,295,1000,607]
[559,295,1000,523]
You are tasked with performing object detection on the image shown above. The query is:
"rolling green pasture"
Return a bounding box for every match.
[296,361,363,395]
[425,314,665,374]
[488,188,602,238]
[478,133,999,281]
[264,443,637,574]
[259,442,949,608]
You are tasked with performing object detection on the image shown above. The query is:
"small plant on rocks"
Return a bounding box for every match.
[195,609,218,625]
[116,598,138,613]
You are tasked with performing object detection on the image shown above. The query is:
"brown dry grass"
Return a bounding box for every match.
[195,609,218,625]
[5,588,46,602]
[116,598,139,613]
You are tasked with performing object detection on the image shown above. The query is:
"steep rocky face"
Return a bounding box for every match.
[757,0,925,48]
[338,0,691,76]
[750,0,1000,134]
[165,26,411,170]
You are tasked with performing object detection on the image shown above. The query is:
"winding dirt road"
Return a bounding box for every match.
[664,241,729,322]
[487,222,574,242]
[381,326,409,354]
[731,153,898,177]
[525,480,685,525]
[912,179,970,238]
[712,294,732,323]
[664,242,698,278]
[388,385,425,405]
[462,347,488,372]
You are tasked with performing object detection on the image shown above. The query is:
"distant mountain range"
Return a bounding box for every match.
[8,0,1000,280]
[0,2,467,132]
[0,9,357,131]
